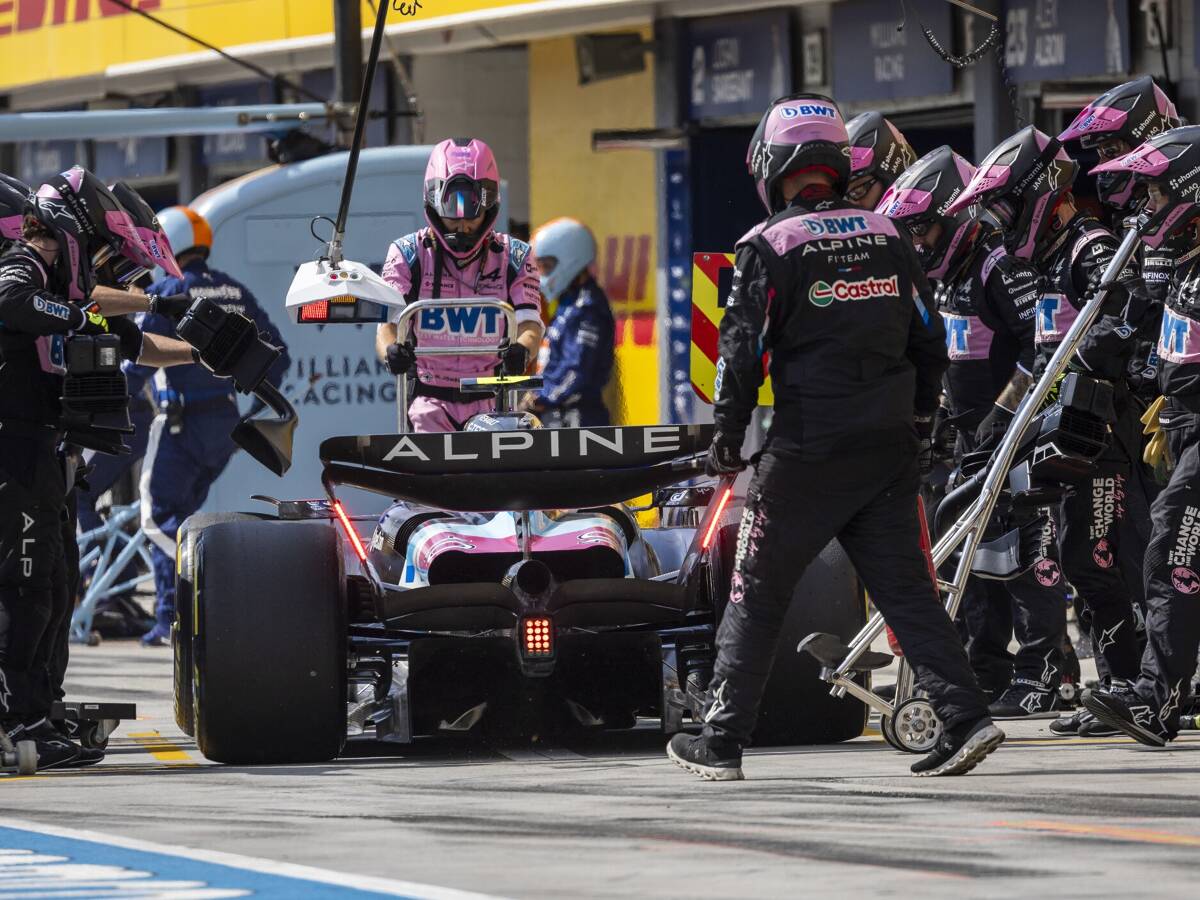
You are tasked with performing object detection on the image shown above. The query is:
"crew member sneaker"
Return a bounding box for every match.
[1049,710,1087,735]
[25,720,103,767]
[6,721,80,771]
[1077,715,1118,738]
[910,717,1005,777]
[988,684,1063,719]
[1082,688,1170,747]
[666,732,744,781]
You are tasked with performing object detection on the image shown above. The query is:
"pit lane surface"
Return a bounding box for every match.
[3,644,1200,899]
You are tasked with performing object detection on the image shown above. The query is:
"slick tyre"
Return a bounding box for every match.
[173,512,264,737]
[718,537,867,746]
[193,520,346,764]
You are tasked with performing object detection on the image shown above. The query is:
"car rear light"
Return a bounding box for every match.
[300,300,330,322]
[333,500,367,561]
[521,616,554,658]
[701,486,734,551]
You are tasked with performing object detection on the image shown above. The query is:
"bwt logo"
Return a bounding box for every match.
[418,306,505,335]
[801,215,869,237]
[780,104,836,120]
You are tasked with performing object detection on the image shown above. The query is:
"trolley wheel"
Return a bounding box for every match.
[86,631,101,647]
[1058,682,1078,704]
[79,724,108,752]
[879,714,905,752]
[16,740,36,775]
[892,697,942,754]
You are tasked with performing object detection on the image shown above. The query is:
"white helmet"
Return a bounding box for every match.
[532,217,596,302]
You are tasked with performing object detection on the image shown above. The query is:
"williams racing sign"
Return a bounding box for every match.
[690,252,773,406]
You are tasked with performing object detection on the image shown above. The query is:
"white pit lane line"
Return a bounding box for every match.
[0,818,508,900]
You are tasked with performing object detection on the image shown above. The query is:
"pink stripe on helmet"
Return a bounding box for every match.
[1091,145,1171,177]
[0,214,21,241]
[135,225,183,278]
[850,146,874,174]
[1058,105,1130,143]
[945,164,1012,215]
[768,100,847,147]
[876,187,933,219]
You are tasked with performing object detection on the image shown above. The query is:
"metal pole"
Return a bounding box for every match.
[827,224,1146,696]
[333,0,364,149]
[328,0,390,267]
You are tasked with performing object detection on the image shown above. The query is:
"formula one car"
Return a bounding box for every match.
[170,299,868,765]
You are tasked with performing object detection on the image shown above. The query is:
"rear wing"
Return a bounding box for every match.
[321,424,714,511]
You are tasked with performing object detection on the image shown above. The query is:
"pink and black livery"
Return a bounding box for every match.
[1058,76,1180,211]
[876,145,979,281]
[1091,125,1200,249]
[26,167,164,301]
[947,126,1078,261]
[0,174,30,248]
[746,91,852,215]
[847,112,917,190]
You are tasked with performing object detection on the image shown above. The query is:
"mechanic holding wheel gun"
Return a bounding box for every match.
[375,138,543,433]
[666,94,1002,781]
[133,205,291,647]
[0,168,202,771]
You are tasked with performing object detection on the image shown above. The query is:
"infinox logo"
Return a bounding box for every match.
[779,104,837,120]
[808,275,900,307]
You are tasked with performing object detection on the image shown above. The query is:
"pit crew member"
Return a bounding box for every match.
[666,94,1001,781]
[0,168,198,769]
[376,138,543,432]
[878,146,1069,717]
[949,127,1152,732]
[526,217,614,427]
[1084,126,1200,745]
[845,112,918,211]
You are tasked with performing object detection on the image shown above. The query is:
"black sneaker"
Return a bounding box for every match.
[666,732,744,781]
[1077,715,1119,738]
[988,684,1063,719]
[1082,688,1169,747]
[7,720,80,771]
[1049,710,1090,735]
[911,717,1005,777]
[25,720,103,767]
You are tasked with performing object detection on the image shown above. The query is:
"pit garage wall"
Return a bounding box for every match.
[409,47,531,227]
[528,27,660,426]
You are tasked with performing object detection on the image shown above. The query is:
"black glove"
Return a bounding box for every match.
[914,414,935,478]
[974,404,1014,447]
[385,341,417,376]
[705,431,746,477]
[148,292,193,320]
[498,341,530,377]
[77,309,109,335]
[107,315,144,362]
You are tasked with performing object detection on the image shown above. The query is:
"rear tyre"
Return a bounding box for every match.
[173,512,264,737]
[710,526,867,746]
[193,520,346,764]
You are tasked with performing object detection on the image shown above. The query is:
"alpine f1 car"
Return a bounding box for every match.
[170,297,869,765]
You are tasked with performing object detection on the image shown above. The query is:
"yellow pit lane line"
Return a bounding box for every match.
[127,730,193,763]
[995,820,1200,848]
